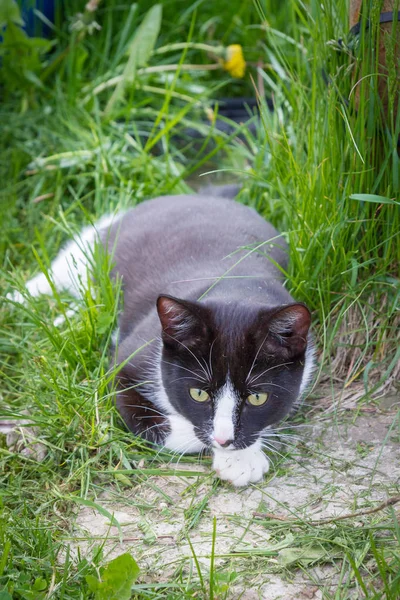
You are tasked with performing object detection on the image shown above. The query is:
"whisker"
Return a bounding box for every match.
[169,376,207,384]
[192,424,205,433]
[123,359,157,378]
[200,356,212,382]
[260,430,303,440]
[141,422,164,433]
[134,415,166,420]
[136,422,166,443]
[160,359,207,382]
[197,445,210,464]
[261,438,299,451]
[208,338,216,379]
[261,435,302,443]
[166,436,203,466]
[115,403,166,417]
[268,423,312,431]
[163,334,211,382]
[175,439,201,460]
[259,429,303,444]
[259,443,288,461]
[246,333,269,384]
[247,361,293,385]
[259,437,294,457]
[250,381,292,394]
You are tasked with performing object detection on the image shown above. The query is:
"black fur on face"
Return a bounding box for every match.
[157,295,311,449]
[116,380,170,444]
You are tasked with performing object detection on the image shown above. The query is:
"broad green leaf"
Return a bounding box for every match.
[125,6,161,67]
[17,588,46,600]
[349,193,398,205]
[0,0,23,28]
[105,4,162,115]
[86,574,101,593]
[32,578,47,591]
[86,553,140,600]
[0,591,13,600]
[0,21,53,94]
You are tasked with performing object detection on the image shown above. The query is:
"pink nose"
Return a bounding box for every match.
[214,436,226,445]
[213,437,233,448]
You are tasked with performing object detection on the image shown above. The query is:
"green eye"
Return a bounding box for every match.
[189,388,210,402]
[247,392,268,406]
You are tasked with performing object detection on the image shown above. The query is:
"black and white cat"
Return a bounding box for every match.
[11,188,315,486]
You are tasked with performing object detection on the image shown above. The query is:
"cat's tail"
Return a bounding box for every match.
[198,184,241,200]
[8,213,119,304]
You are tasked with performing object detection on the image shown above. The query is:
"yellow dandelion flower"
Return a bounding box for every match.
[222,44,246,78]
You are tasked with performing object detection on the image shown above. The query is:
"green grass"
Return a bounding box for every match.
[1,0,399,598]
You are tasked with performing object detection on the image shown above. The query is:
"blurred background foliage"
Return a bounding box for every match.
[1,0,399,406]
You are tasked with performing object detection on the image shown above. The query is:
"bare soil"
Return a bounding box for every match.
[69,391,400,598]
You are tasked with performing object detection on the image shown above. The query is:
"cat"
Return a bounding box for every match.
[9,187,315,486]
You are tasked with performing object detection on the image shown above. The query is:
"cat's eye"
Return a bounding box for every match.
[247,392,268,406]
[189,388,210,402]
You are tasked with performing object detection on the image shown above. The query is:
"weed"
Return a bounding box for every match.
[1,1,399,599]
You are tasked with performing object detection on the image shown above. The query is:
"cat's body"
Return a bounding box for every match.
[11,190,315,486]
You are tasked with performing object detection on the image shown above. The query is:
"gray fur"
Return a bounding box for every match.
[101,194,290,351]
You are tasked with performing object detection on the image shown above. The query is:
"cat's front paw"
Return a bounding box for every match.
[212,443,269,487]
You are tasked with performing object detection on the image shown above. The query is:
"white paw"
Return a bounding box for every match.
[212,442,269,487]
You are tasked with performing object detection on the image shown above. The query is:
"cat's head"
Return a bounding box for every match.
[157,295,313,451]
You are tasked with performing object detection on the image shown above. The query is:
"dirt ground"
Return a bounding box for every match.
[69,388,400,599]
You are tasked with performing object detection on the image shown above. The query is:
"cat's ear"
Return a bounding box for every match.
[157,295,209,348]
[263,303,311,358]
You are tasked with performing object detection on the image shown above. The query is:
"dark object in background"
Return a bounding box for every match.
[18,3,273,146]
[20,0,55,37]
[183,96,273,141]
[213,96,273,122]
[350,0,400,131]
